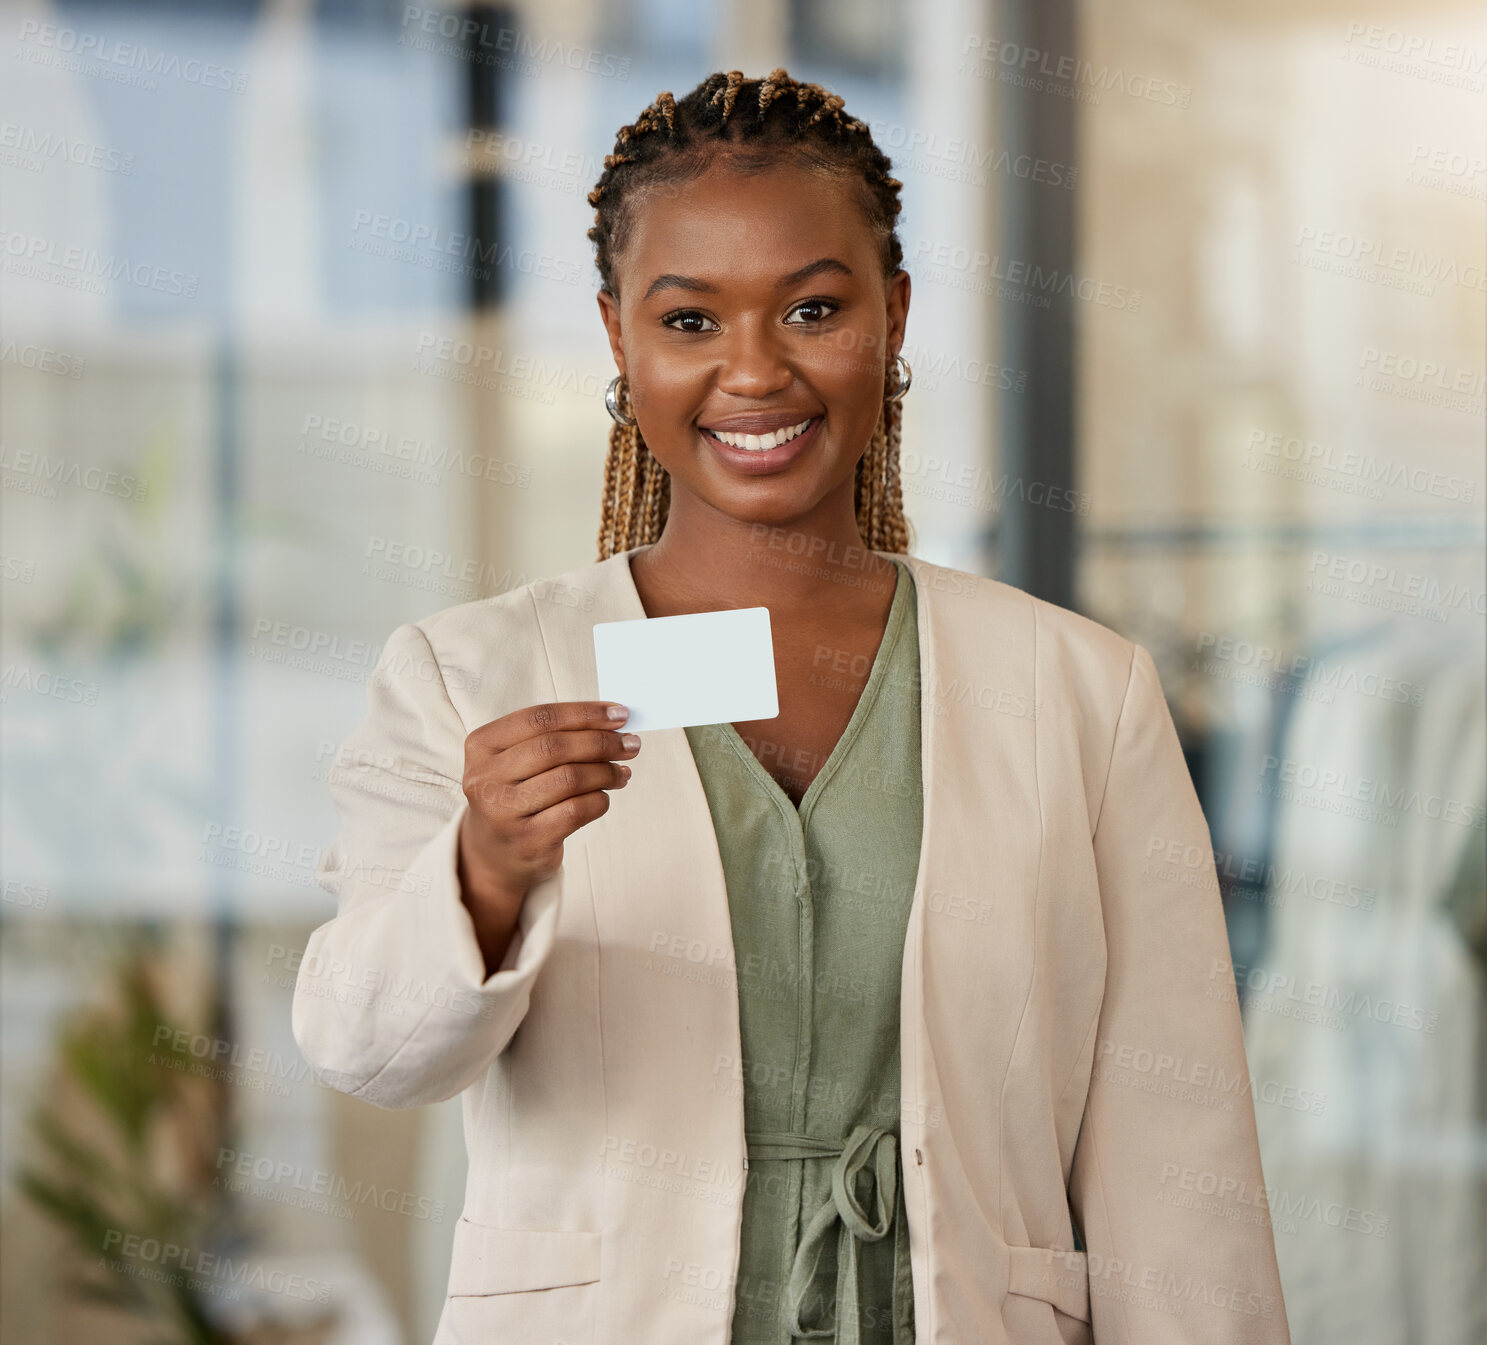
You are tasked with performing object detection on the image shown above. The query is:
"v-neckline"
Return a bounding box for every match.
[708,557,910,826]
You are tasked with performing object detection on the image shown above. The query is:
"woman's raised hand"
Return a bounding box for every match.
[456,701,640,975]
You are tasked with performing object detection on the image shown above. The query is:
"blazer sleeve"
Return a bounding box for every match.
[291,620,565,1109]
[1067,642,1292,1343]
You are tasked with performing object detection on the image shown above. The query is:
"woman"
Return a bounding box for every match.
[294,70,1291,1345]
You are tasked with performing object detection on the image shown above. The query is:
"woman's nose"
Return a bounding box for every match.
[714,324,792,398]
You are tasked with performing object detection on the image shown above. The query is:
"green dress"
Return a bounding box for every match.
[683,557,921,1345]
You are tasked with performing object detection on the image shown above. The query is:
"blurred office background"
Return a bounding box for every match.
[1,0,1482,1341]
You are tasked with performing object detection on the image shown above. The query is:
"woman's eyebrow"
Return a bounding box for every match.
[642,257,854,302]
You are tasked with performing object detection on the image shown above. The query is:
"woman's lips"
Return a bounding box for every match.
[699,415,824,475]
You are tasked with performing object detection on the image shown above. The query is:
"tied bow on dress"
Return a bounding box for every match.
[745,1123,912,1345]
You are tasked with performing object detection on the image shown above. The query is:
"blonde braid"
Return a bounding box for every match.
[875,392,912,552]
[709,69,747,120]
[616,416,640,545]
[597,417,622,557]
[757,67,789,117]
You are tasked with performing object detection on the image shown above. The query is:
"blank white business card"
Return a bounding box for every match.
[593,606,779,733]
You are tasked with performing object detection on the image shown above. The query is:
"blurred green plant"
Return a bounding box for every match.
[16,941,246,1344]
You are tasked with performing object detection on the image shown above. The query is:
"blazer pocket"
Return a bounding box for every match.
[447,1219,602,1296]
[1006,1245,1090,1324]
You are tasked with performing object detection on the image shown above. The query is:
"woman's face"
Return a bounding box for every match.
[596,158,910,533]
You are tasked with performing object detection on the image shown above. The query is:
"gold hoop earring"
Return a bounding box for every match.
[605,374,637,427]
[885,354,913,403]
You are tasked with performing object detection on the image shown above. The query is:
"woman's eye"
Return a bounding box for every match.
[661,310,720,333]
[784,298,840,326]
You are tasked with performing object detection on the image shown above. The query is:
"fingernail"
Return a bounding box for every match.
[621,733,641,751]
[618,764,631,779]
[606,704,629,721]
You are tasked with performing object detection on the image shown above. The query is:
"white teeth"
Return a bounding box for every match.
[707,417,815,450]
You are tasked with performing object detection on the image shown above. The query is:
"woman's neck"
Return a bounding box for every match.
[626,492,897,621]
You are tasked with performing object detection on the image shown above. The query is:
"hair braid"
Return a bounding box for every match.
[589,69,912,561]
[757,67,788,117]
[710,69,746,120]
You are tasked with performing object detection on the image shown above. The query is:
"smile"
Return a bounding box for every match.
[704,416,817,452]
[697,414,825,476]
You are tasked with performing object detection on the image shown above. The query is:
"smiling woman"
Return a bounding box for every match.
[293,66,1292,1345]
[586,69,913,563]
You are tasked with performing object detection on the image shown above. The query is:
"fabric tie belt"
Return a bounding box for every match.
[744,1123,910,1345]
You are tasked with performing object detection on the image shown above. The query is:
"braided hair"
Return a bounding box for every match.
[587,68,912,561]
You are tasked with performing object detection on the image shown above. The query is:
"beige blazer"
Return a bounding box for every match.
[292,545,1291,1345]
